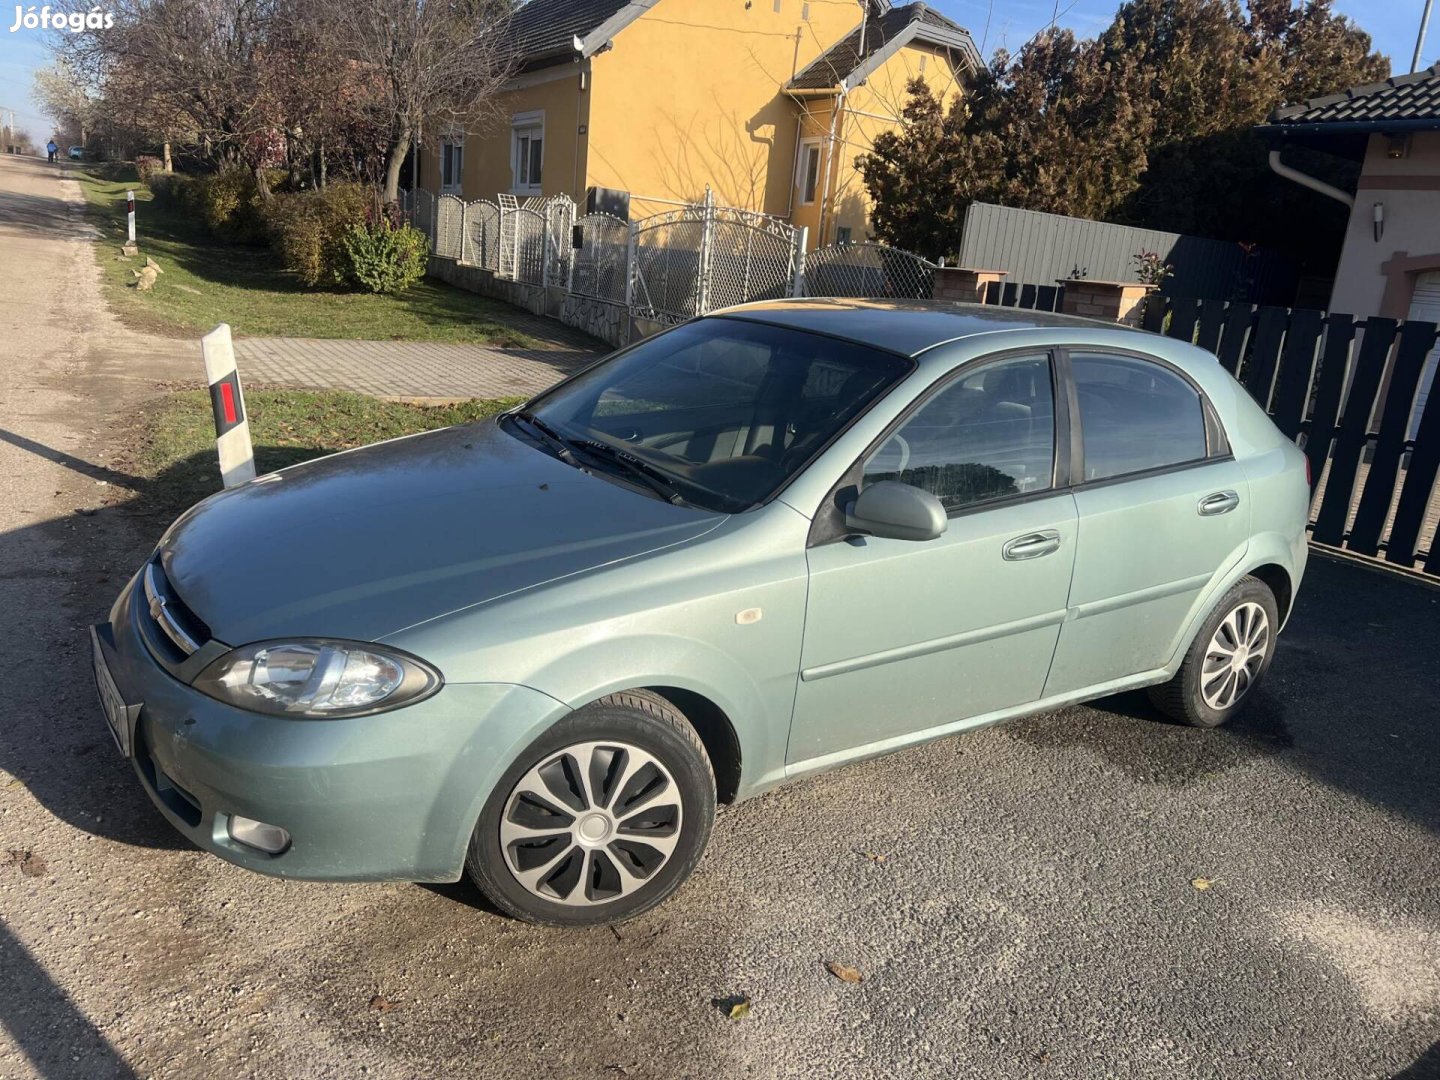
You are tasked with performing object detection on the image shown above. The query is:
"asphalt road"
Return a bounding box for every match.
[1,153,1437,1080]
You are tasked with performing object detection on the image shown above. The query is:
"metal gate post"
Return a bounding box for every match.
[791,226,809,297]
[625,220,638,312]
[697,186,714,316]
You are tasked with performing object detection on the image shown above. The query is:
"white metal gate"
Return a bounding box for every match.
[801,242,937,299]
[629,189,800,322]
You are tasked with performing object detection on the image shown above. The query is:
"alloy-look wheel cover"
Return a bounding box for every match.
[1201,601,1271,710]
[499,740,684,906]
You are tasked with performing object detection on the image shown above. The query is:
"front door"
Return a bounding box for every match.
[1043,349,1251,696]
[788,352,1078,767]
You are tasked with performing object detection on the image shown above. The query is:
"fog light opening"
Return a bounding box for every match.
[228,815,291,854]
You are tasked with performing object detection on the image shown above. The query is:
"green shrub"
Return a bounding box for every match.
[264,183,372,286]
[147,172,200,211]
[201,165,269,243]
[135,155,165,184]
[341,221,429,294]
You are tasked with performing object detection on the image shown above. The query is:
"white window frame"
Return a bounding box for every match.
[797,138,823,206]
[511,110,545,195]
[439,135,464,195]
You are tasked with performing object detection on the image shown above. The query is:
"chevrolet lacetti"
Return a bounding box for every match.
[91,301,1309,926]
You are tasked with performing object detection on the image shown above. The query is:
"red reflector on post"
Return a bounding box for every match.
[219,382,237,425]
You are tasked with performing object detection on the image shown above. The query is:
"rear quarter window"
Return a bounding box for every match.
[1070,352,1209,482]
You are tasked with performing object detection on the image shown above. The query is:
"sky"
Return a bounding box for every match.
[0,1,1433,146]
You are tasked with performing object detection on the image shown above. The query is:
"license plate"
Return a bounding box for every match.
[90,626,137,758]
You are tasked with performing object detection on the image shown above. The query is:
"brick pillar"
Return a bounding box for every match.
[1058,279,1158,326]
[934,266,1007,304]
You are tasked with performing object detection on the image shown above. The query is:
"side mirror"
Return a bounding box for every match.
[844,481,947,542]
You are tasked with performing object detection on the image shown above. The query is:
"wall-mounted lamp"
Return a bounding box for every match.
[1386,134,1411,159]
[1373,201,1385,242]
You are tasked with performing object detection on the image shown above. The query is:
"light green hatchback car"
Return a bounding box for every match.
[92,301,1308,925]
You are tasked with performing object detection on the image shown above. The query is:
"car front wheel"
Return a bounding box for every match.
[1148,576,1280,728]
[465,691,716,926]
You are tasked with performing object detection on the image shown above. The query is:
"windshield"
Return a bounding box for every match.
[518,318,912,512]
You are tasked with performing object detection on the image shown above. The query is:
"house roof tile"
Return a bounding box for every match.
[1267,64,1440,128]
[510,0,636,64]
[788,2,979,91]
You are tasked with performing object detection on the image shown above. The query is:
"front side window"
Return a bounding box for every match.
[864,353,1056,511]
[522,319,911,512]
[1070,352,1208,481]
[513,113,544,192]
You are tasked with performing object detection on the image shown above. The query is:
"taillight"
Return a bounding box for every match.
[1305,457,1312,486]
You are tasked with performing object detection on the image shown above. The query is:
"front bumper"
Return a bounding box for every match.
[95,571,568,882]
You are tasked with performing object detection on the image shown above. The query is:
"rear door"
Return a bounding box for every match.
[1042,349,1250,697]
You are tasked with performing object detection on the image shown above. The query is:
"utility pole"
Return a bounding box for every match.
[1414,0,1435,74]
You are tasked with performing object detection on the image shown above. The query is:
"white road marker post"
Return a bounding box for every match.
[126,190,136,244]
[201,324,256,488]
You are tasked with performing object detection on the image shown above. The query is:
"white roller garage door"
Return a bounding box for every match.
[1407,271,1440,438]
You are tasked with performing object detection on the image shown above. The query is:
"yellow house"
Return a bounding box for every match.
[418,0,979,249]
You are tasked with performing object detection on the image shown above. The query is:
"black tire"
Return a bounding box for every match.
[465,690,716,926]
[1148,576,1280,728]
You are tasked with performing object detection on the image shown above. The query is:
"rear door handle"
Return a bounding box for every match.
[1002,530,1062,561]
[1198,490,1240,516]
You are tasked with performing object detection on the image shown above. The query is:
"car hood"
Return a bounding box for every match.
[158,419,726,645]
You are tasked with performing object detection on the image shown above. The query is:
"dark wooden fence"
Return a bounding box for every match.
[1140,295,1440,578]
[976,282,1440,576]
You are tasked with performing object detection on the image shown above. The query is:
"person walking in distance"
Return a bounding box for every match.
[45,140,57,164]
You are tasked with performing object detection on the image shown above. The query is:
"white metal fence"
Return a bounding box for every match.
[411,184,966,324]
[414,184,815,323]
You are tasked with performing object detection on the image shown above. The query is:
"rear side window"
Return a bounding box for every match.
[1070,352,1208,482]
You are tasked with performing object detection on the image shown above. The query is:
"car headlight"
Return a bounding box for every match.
[192,640,441,718]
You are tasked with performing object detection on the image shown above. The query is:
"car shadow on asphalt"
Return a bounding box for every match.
[0,429,339,855]
[1392,1039,1440,1079]
[0,920,140,1079]
[1006,555,1440,835]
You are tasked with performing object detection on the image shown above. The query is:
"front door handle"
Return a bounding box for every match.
[1198,490,1240,516]
[1002,530,1062,561]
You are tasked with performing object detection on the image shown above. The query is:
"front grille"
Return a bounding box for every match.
[140,557,211,661]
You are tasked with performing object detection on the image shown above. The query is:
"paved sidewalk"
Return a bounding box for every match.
[235,321,606,401]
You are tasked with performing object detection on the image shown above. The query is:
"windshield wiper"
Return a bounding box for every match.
[568,439,689,506]
[510,410,581,468]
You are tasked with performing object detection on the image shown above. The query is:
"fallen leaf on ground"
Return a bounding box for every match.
[368,995,398,1011]
[856,850,887,863]
[3,850,47,877]
[726,1000,751,1020]
[825,961,864,984]
[1191,877,1216,891]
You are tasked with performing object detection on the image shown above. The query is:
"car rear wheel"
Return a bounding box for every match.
[1148,576,1279,728]
[465,691,716,926]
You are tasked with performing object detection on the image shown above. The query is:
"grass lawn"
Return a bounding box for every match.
[75,165,542,347]
[130,387,522,514]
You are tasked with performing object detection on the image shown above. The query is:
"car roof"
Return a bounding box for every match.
[713,298,1145,357]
